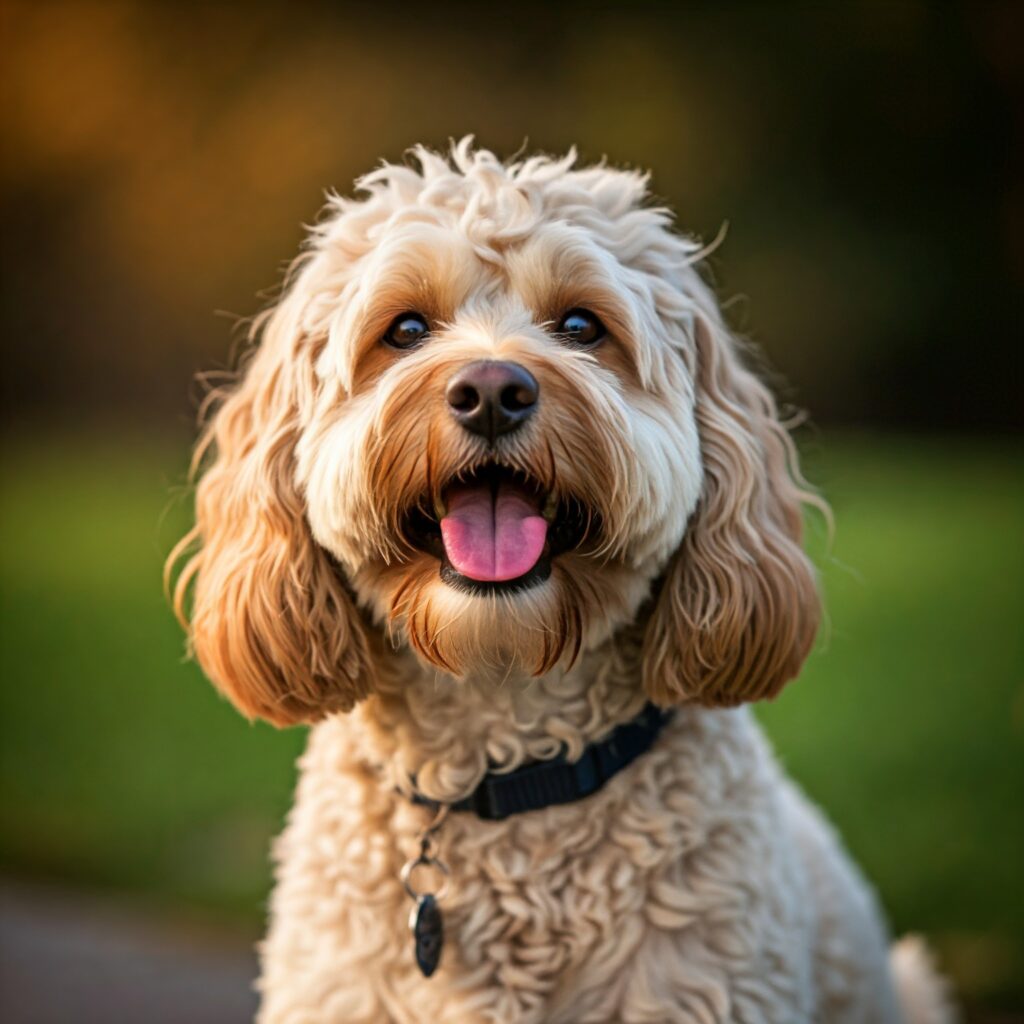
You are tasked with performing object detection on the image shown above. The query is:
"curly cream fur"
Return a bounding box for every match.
[169,140,953,1021]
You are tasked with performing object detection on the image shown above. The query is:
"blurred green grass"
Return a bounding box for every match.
[1,432,1022,1008]
[0,434,306,917]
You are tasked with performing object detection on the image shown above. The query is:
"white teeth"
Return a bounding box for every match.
[433,495,447,520]
[542,493,558,522]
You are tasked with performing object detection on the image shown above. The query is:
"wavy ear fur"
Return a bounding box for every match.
[642,311,821,706]
[168,293,372,726]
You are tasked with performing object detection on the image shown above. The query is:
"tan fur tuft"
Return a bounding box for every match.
[891,937,958,1024]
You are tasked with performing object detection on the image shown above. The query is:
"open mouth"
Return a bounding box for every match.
[403,464,593,595]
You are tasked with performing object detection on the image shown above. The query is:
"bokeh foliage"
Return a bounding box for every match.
[1,0,1020,432]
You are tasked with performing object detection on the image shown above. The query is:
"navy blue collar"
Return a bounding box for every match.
[412,702,673,821]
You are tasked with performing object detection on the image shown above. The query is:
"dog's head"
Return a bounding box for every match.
[169,141,820,726]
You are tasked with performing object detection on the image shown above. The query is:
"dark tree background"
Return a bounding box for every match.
[1,0,1021,436]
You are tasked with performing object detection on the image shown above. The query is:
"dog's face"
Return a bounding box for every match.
[170,143,820,725]
[297,202,706,680]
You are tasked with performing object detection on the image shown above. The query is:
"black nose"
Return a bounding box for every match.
[446,360,539,443]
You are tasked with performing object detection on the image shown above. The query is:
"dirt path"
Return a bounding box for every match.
[0,881,259,1023]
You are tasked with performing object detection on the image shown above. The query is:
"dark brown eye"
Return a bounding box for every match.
[384,312,430,349]
[555,308,605,347]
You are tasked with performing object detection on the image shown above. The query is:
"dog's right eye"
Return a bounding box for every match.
[384,313,430,349]
[554,308,606,347]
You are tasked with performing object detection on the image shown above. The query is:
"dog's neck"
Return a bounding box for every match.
[348,631,650,805]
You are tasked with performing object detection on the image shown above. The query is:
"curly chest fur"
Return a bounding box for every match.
[258,708,827,1024]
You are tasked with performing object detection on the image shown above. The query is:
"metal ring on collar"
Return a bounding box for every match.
[401,854,450,902]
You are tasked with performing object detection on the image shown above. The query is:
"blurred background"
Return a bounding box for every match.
[1,1,1021,1020]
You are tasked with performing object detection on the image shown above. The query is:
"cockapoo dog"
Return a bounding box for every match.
[169,141,952,1023]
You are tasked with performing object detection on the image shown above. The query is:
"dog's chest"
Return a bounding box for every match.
[430,744,804,1021]
[263,710,813,1024]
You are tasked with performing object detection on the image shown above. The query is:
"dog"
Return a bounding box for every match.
[169,140,953,1023]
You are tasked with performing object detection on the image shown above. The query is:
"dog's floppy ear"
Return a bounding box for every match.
[168,289,373,726]
[641,310,820,706]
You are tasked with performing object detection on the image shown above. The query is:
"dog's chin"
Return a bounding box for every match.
[370,539,652,679]
[406,568,566,674]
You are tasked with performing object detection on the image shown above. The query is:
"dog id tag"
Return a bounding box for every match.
[401,802,450,978]
[409,892,444,977]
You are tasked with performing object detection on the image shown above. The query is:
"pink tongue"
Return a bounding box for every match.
[440,481,548,582]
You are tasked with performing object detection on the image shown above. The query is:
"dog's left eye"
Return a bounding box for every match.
[555,308,606,347]
[384,313,430,349]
